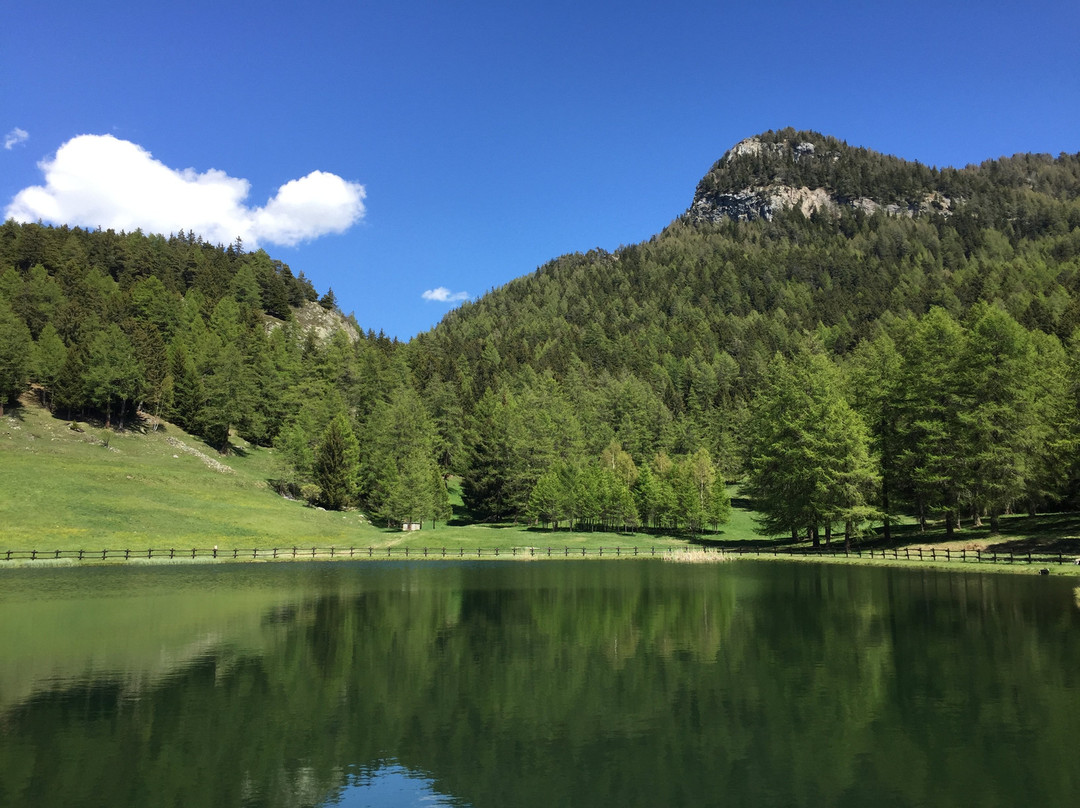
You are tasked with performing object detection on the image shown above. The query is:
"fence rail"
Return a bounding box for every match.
[1,545,1077,565]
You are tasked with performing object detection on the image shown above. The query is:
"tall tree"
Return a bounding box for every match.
[744,350,877,546]
[847,330,903,540]
[362,386,447,526]
[314,412,360,510]
[893,308,967,536]
[0,299,33,416]
[959,305,1036,532]
[84,323,142,428]
[31,322,67,409]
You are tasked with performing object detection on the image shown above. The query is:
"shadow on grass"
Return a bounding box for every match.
[2,401,27,422]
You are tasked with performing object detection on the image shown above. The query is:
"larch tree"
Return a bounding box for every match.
[314,412,360,511]
[744,349,877,547]
[0,299,33,416]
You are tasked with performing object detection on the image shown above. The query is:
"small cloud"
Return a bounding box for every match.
[422,287,469,303]
[4,134,365,248]
[4,128,29,150]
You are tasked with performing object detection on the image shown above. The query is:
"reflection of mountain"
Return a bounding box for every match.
[1,562,1078,808]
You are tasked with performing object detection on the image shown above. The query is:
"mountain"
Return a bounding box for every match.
[420,129,1080,406]
[689,130,956,223]
[4,130,1080,535]
[411,130,1080,521]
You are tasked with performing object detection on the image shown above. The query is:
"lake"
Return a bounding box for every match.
[1,560,1077,807]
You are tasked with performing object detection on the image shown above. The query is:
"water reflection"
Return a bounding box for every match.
[1,561,1078,808]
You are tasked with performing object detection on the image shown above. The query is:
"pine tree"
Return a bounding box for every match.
[960,305,1036,532]
[893,308,967,536]
[744,350,877,546]
[847,330,902,540]
[314,413,360,510]
[0,299,32,415]
[31,322,67,409]
[362,386,447,526]
[84,323,142,428]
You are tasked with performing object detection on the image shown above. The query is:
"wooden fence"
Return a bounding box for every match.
[1,545,1077,565]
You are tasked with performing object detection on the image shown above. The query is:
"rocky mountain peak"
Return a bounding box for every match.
[688,130,954,224]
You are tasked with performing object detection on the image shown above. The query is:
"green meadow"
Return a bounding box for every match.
[3,396,1080,572]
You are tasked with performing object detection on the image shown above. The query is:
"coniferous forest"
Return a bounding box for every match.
[3,129,1080,542]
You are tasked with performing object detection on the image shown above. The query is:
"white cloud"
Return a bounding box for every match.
[4,128,29,150]
[3,134,365,247]
[422,287,469,303]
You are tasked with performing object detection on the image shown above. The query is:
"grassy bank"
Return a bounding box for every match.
[3,396,1080,573]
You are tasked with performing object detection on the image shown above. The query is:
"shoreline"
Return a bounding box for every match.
[3,546,1078,576]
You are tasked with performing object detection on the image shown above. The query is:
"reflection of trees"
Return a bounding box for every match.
[1,563,1079,808]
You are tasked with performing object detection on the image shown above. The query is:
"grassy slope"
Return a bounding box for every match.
[0,395,375,550]
[3,394,1080,567]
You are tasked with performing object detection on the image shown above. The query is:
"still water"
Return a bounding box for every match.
[1,560,1077,808]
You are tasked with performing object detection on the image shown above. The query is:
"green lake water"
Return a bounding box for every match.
[1,560,1078,808]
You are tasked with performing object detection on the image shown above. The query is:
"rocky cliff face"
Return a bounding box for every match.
[265,300,360,343]
[687,134,955,224]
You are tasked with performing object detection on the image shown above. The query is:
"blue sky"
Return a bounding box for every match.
[3,0,1078,339]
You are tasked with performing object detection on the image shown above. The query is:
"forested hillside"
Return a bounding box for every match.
[4,129,1080,542]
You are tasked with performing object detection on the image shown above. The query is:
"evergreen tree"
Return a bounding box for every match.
[0,299,32,416]
[959,305,1036,531]
[313,413,360,510]
[362,386,447,526]
[84,323,142,428]
[31,322,67,409]
[847,330,902,540]
[744,350,876,546]
[528,462,576,529]
[893,308,967,536]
